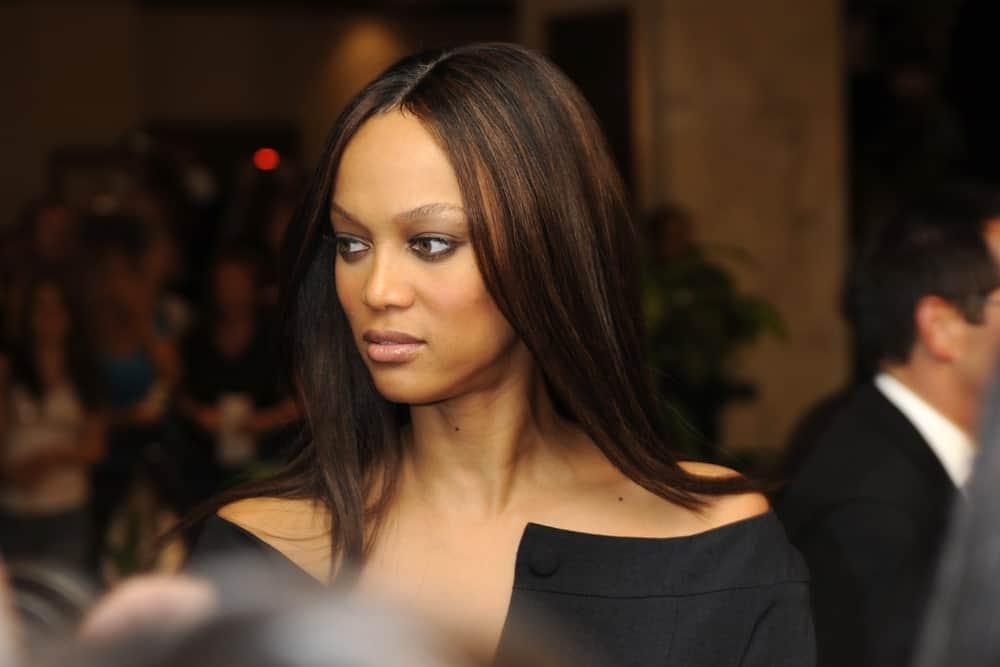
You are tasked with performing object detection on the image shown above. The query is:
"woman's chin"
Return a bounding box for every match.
[371,378,449,406]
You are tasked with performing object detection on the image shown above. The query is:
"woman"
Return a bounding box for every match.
[0,275,105,570]
[188,43,814,665]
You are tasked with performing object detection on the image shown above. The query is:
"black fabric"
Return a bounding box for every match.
[188,511,814,666]
[777,383,958,667]
[179,325,294,482]
[187,515,316,585]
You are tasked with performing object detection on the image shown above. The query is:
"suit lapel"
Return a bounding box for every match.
[858,383,957,498]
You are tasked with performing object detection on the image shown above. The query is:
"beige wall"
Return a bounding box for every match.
[1,0,141,228]
[521,0,849,456]
[1,0,511,226]
[136,7,510,165]
[520,0,663,212]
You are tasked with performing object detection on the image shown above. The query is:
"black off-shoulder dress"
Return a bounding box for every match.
[187,511,815,666]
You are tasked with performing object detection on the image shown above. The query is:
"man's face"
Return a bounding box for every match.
[954,220,1000,400]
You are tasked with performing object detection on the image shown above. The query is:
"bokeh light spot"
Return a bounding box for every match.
[253,147,280,171]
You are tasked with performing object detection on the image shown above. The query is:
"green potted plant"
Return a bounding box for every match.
[642,205,786,464]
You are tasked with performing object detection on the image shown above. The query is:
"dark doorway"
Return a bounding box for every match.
[546,9,634,194]
[947,0,1000,182]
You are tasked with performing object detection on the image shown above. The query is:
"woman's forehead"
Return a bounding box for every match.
[333,112,464,225]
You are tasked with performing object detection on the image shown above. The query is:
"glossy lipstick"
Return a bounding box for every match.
[363,330,424,363]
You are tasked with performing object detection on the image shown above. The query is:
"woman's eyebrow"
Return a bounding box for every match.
[330,201,465,228]
[393,202,465,223]
[330,201,364,227]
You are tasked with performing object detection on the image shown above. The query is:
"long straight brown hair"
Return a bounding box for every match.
[198,42,753,577]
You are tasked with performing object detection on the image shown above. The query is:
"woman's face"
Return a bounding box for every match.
[331,111,521,404]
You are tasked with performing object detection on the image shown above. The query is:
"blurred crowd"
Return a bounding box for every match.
[0,162,302,583]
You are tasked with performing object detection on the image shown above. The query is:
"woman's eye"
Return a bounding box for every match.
[409,236,455,259]
[334,235,368,260]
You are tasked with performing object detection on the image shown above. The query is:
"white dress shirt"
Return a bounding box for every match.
[874,372,976,488]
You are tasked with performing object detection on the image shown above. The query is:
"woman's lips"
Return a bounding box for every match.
[366,341,423,363]
[363,330,424,363]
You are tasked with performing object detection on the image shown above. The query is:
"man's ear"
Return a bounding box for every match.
[914,295,965,362]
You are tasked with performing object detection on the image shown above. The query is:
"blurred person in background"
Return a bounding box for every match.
[29,200,80,274]
[86,213,179,422]
[2,198,81,345]
[85,212,181,572]
[124,188,195,339]
[259,193,298,308]
[183,43,814,666]
[777,185,1000,666]
[144,221,194,341]
[0,211,30,344]
[0,275,105,572]
[177,247,298,494]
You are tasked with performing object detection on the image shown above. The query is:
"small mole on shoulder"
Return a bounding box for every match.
[618,496,623,502]
[455,426,460,432]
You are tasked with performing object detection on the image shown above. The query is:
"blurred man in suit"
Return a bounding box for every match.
[778,185,1000,667]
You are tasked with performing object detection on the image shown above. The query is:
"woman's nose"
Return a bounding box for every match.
[362,249,414,310]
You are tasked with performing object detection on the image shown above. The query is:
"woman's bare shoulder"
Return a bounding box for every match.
[218,497,329,536]
[559,459,769,539]
[216,497,332,581]
[677,461,770,529]
[217,497,331,569]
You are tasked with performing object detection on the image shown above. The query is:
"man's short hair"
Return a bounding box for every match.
[849,184,1000,367]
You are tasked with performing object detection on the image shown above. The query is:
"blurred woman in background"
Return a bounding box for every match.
[86,213,181,570]
[0,275,105,571]
[1,198,81,346]
[178,247,298,493]
[88,216,179,423]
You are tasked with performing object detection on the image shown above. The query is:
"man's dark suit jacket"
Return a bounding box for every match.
[777,383,958,667]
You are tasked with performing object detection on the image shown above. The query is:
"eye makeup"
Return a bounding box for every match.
[329,232,464,263]
[329,201,468,263]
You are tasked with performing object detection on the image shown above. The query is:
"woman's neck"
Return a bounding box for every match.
[403,369,591,519]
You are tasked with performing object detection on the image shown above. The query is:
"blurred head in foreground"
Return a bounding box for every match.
[43,557,566,667]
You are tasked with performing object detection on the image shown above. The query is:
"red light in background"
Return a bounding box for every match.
[253,147,281,171]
